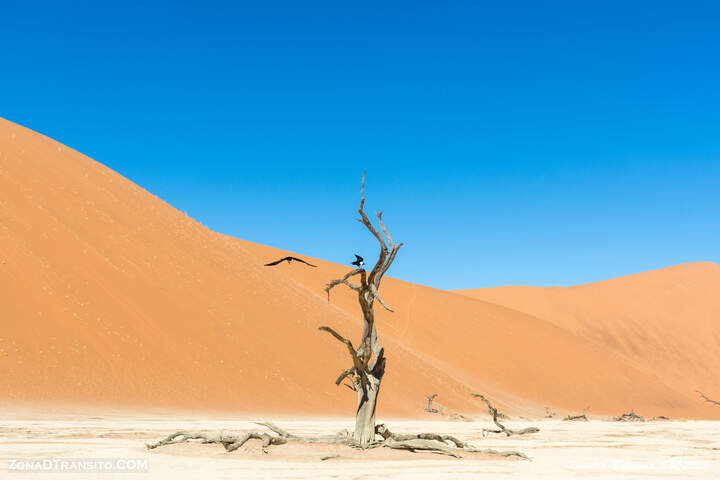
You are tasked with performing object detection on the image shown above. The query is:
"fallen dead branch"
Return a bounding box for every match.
[563,414,588,421]
[650,416,670,421]
[375,424,528,459]
[146,421,529,460]
[614,410,645,422]
[471,393,539,436]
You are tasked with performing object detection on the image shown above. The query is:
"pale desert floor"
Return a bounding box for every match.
[1,412,719,479]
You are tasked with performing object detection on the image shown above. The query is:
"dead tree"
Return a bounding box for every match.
[696,390,720,406]
[320,172,403,447]
[425,394,439,413]
[145,173,532,459]
[471,393,539,436]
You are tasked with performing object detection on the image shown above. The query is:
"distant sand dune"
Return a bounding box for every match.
[455,262,720,415]
[1,117,718,418]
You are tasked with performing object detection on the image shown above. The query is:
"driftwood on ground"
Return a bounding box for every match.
[614,410,645,422]
[471,393,539,436]
[563,414,588,421]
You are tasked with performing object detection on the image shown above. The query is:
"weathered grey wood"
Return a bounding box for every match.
[320,171,402,447]
[375,424,467,448]
[147,422,529,460]
[563,414,588,421]
[425,394,439,413]
[471,393,539,436]
[613,410,645,422]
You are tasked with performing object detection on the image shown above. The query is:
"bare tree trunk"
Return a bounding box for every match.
[321,172,401,447]
[425,394,438,413]
[354,372,381,445]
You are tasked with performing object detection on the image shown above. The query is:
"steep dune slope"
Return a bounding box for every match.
[0,117,478,415]
[1,117,717,418]
[455,263,720,409]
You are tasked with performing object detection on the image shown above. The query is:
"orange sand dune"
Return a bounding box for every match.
[1,117,718,419]
[455,263,720,414]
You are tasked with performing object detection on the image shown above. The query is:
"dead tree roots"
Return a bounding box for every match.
[146,421,529,460]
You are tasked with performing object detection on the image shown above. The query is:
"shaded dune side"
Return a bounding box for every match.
[455,262,720,416]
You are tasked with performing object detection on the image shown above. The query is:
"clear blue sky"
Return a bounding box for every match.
[2,1,718,289]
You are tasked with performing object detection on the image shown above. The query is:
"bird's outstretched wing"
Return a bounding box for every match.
[354,254,364,262]
[265,256,291,266]
[289,257,317,267]
[265,256,316,267]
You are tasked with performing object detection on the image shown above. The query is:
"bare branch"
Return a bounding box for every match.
[370,284,394,312]
[318,326,363,370]
[335,367,356,386]
[255,422,295,438]
[145,430,287,453]
[376,211,398,249]
[375,243,403,285]
[357,172,389,285]
[382,438,462,458]
[471,393,539,436]
[696,389,720,406]
[324,268,365,301]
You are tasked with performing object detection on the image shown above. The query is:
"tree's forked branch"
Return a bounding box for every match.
[376,211,396,249]
[357,171,389,284]
[335,367,356,386]
[324,268,365,302]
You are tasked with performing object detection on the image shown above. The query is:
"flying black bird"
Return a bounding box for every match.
[351,254,364,267]
[264,256,317,267]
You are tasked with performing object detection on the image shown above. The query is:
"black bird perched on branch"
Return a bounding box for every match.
[264,256,317,267]
[351,254,364,267]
